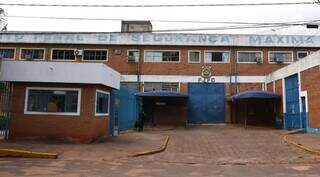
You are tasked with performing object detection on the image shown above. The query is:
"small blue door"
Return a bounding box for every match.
[188,83,225,123]
[110,86,139,133]
[284,74,301,129]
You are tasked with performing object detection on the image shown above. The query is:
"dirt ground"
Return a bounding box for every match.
[0,125,320,177]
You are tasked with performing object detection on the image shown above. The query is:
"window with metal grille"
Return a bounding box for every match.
[121,82,139,91]
[204,51,230,63]
[188,50,200,63]
[83,50,107,61]
[237,51,262,63]
[52,49,75,60]
[0,48,15,59]
[144,51,179,62]
[20,49,45,60]
[95,90,110,116]
[144,82,179,92]
[269,51,293,63]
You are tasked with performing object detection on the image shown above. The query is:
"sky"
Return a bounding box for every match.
[0,0,320,35]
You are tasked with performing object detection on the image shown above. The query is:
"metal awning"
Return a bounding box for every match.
[232,91,280,101]
[135,91,188,98]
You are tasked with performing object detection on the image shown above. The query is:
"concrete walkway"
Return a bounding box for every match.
[1,125,320,177]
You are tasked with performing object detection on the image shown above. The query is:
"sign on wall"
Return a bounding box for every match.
[198,65,215,83]
[0,32,319,47]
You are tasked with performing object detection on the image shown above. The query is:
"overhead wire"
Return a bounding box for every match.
[0,2,318,8]
[6,15,320,26]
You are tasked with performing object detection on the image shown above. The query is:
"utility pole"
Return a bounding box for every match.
[0,8,8,31]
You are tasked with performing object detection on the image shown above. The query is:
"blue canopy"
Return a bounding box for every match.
[135,91,188,98]
[232,91,280,101]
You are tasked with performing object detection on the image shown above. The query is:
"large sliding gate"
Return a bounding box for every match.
[284,74,302,129]
[187,83,225,124]
[0,82,12,140]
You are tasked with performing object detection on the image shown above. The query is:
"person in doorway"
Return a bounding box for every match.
[137,111,146,132]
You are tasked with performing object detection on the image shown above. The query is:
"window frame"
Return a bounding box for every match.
[0,47,16,60]
[296,51,309,60]
[204,50,230,63]
[24,87,81,116]
[268,51,294,64]
[237,50,264,64]
[127,49,140,63]
[20,48,46,61]
[50,48,77,61]
[144,50,181,63]
[82,49,108,62]
[95,89,110,116]
[142,82,180,92]
[188,50,201,64]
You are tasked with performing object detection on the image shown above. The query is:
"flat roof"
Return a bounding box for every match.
[0,31,319,47]
[0,60,120,89]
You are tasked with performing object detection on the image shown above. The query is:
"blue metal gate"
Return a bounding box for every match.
[0,82,12,140]
[284,74,301,129]
[110,86,139,135]
[188,83,225,123]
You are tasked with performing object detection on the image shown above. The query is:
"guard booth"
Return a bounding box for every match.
[232,91,281,128]
[135,91,188,126]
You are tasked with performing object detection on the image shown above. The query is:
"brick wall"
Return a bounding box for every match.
[1,43,318,76]
[301,66,320,128]
[274,79,283,118]
[9,82,111,143]
[266,82,274,92]
[237,83,263,92]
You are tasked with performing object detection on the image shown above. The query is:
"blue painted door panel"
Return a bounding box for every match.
[284,74,301,129]
[188,83,225,123]
[110,86,139,133]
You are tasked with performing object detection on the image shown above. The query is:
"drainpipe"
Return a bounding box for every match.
[137,47,142,92]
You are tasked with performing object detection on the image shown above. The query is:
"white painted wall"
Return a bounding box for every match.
[0,32,319,48]
[121,74,266,83]
[0,61,120,89]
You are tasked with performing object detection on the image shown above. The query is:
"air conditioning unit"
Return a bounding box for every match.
[74,49,83,56]
[255,57,262,64]
[127,55,137,62]
[114,49,122,55]
[274,57,283,63]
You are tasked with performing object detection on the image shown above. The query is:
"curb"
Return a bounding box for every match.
[0,148,58,159]
[129,135,170,157]
[282,135,320,156]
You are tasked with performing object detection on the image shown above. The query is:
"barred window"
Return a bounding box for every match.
[188,51,200,63]
[269,51,293,63]
[204,51,230,63]
[0,48,15,59]
[127,50,139,62]
[144,51,179,62]
[83,50,107,61]
[144,82,179,92]
[121,82,139,91]
[52,49,75,60]
[21,49,45,60]
[238,51,262,63]
[95,90,110,116]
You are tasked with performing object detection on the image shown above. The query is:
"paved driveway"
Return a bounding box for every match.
[1,125,320,177]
